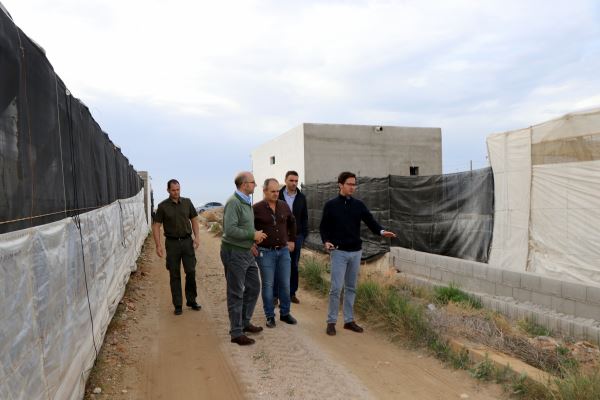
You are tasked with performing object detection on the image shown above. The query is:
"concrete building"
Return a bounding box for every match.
[251,123,442,188]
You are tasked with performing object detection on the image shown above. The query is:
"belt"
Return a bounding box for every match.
[165,235,191,240]
[259,245,286,250]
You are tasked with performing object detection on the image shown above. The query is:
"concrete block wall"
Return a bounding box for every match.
[390,246,600,343]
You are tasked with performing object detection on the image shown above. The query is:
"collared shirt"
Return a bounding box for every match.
[278,187,309,237]
[253,199,296,247]
[154,197,197,237]
[282,189,297,212]
[235,190,252,205]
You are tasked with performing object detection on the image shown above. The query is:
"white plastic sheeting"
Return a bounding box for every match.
[487,108,600,285]
[487,128,531,272]
[530,161,600,283]
[0,190,147,400]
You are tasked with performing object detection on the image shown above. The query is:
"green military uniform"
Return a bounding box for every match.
[154,197,198,309]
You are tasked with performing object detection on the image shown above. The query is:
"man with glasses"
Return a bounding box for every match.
[320,171,396,336]
[253,178,298,328]
[221,172,267,346]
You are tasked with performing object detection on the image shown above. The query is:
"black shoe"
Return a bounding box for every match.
[343,321,364,333]
[186,302,201,311]
[243,324,263,334]
[326,323,336,336]
[174,307,183,315]
[231,335,255,346]
[266,317,276,328]
[280,314,297,325]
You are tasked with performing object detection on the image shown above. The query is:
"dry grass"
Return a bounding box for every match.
[298,254,600,399]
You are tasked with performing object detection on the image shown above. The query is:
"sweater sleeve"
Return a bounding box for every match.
[319,201,332,244]
[287,210,297,242]
[360,201,383,236]
[301,195,309,238]
[224,202,254,240]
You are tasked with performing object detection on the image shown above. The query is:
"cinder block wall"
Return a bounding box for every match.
[390,246,600,342]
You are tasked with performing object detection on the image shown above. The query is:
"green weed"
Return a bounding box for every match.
[298,257,330,295]
[518,317,551,337]
[508,373,552,400]
[433,284,482,309]
[554,370,600,400]
[470,355,494,381]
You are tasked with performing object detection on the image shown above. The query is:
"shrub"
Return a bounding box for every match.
[299,257,330,295]
[470,355,494,381]
[554,370,600,400]
[434,284,482,309]
[518,317,551,337]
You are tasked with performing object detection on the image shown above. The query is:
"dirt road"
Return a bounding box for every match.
[86,229,504,399]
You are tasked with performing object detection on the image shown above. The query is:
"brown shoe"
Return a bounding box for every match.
[291,295,300,304]
[343,321,364,333]
[243,324,263,334]
[326,323,336,336]
[231,335,255,346]
[273,298,279,307]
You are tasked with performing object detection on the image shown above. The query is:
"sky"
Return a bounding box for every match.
[3,0,600,205]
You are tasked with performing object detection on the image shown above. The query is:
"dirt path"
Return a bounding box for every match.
[86,229,505,399]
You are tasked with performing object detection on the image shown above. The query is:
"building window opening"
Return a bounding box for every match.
[410,166,419,176]
[270,156,276,165]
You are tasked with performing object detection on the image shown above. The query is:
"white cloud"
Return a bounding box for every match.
[3,0,600,200]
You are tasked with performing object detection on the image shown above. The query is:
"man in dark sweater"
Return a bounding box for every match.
[274,170,309,304]
[320,171,396,336]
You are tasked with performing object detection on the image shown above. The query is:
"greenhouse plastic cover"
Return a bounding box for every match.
[0,7,142,234]
[487,108,600,284]
[0,191,147,399]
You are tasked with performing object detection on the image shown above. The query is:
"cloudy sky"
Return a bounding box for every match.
[3,0,600,205]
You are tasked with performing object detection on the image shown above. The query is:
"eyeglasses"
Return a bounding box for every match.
[244,181,256,184]
[344,182,357,187]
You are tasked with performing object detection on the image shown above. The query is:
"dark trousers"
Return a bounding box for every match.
[274,234,304,298]
[220,246,261,338]
[165,237,197,308]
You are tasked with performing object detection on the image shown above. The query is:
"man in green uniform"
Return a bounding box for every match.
[152,179,201,315]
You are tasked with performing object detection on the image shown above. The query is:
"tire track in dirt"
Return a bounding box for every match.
[196,229,504,399]
[91,229,504,400]
[197,230,374,399]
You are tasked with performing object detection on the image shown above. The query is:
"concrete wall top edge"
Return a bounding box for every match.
[303,122,442,131]
[391,246,600,292]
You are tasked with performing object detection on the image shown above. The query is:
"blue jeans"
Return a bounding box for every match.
[327,249,362,324]
[256,247,291,318]
[273,234,304,298]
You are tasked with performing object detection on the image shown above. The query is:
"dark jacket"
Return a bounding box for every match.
[319,195,383,252]
[253,199,296,247]
[279,187,309,238]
